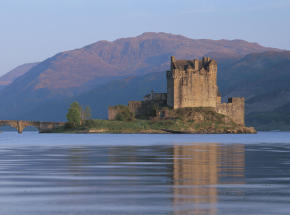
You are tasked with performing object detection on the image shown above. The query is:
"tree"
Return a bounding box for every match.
[114,105,135,122]
[66,107,82,127]
[68,101,91,124]
[81,105,91,121]
[70,101,81,110]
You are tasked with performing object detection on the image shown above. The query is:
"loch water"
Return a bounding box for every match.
[0,132,290,215]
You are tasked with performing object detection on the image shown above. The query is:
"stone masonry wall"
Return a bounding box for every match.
[108,106,119,120]
[215,97,245,125]
[108,100,167,120]
[129,100,166,117]
[167,57,218,109]
[128,101,149,117]
[167,70,174,107]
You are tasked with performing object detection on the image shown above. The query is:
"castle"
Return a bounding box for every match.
[108,56,244,125]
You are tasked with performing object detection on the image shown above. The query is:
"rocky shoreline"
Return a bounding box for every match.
[167,126,257,134]
[76,126,257,134]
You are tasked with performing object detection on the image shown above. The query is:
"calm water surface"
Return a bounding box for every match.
[0,132,290,214]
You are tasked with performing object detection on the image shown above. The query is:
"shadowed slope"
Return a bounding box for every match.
[14,72,166,122]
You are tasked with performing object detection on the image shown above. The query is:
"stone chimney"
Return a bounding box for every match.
[194,59,199,70]
[171,56,175,69]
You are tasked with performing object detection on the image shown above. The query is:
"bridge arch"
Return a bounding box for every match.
[0,121,20,132]
[0,120,65,133]
[18,121,40,133]
[22,125,40,132]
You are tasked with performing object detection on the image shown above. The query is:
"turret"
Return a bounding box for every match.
[194,59,199,70]
[202,57,210,66]
[171,56,175,69]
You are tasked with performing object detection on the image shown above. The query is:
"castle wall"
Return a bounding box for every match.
[216,95,221,105]
[167,71,174,107]
[216,97,245,125]
[144,92,167,101]
[128,101,148,116]
[129,100,166,117]
[153,93,167,101]
[108,99,167,120]
[108,106,118,120]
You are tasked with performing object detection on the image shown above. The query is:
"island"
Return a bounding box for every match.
[50,106,256,134]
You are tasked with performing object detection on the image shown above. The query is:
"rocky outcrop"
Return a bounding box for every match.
[76,127,257,134]
[78,129,109,133]
[161,126,256,134]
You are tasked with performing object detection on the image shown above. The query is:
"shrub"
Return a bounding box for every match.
[64,122,74,129]
[162,119,174,126]
[114,105,135,122]
[84,119,99,127]
[178,116,186,121]
[176,108,188,116]
[152,104,159,113]
[150,117,160,124]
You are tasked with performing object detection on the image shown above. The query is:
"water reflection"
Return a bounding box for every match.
[1,134,290,215]
[173,144,245,215]
[106,143,245,215]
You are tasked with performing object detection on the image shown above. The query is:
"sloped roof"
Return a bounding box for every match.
[174,60,195,70]
[217,90,221,97]
[143,94,151,99]
[209,59,217,66]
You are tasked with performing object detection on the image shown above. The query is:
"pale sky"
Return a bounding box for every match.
[0,0,289,76]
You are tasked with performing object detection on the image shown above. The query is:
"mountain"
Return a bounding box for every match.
[12,51,290,132]
[0,62,38,91]
[0,32,281,120]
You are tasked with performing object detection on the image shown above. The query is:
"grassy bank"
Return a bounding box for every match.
[51,107,255,134]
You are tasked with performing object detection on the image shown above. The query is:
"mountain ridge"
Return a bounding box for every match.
[0,62,39,91]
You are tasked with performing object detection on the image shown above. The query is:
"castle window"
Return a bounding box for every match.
[182,77,187,86]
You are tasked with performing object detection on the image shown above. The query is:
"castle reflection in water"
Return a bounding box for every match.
[173,143,244,214]
[67,143,245,215]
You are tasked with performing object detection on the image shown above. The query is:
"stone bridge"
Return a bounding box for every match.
[0,120,65,133]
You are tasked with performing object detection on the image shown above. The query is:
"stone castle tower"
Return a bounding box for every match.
[166,56,220,108]
[166,56,244,125]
